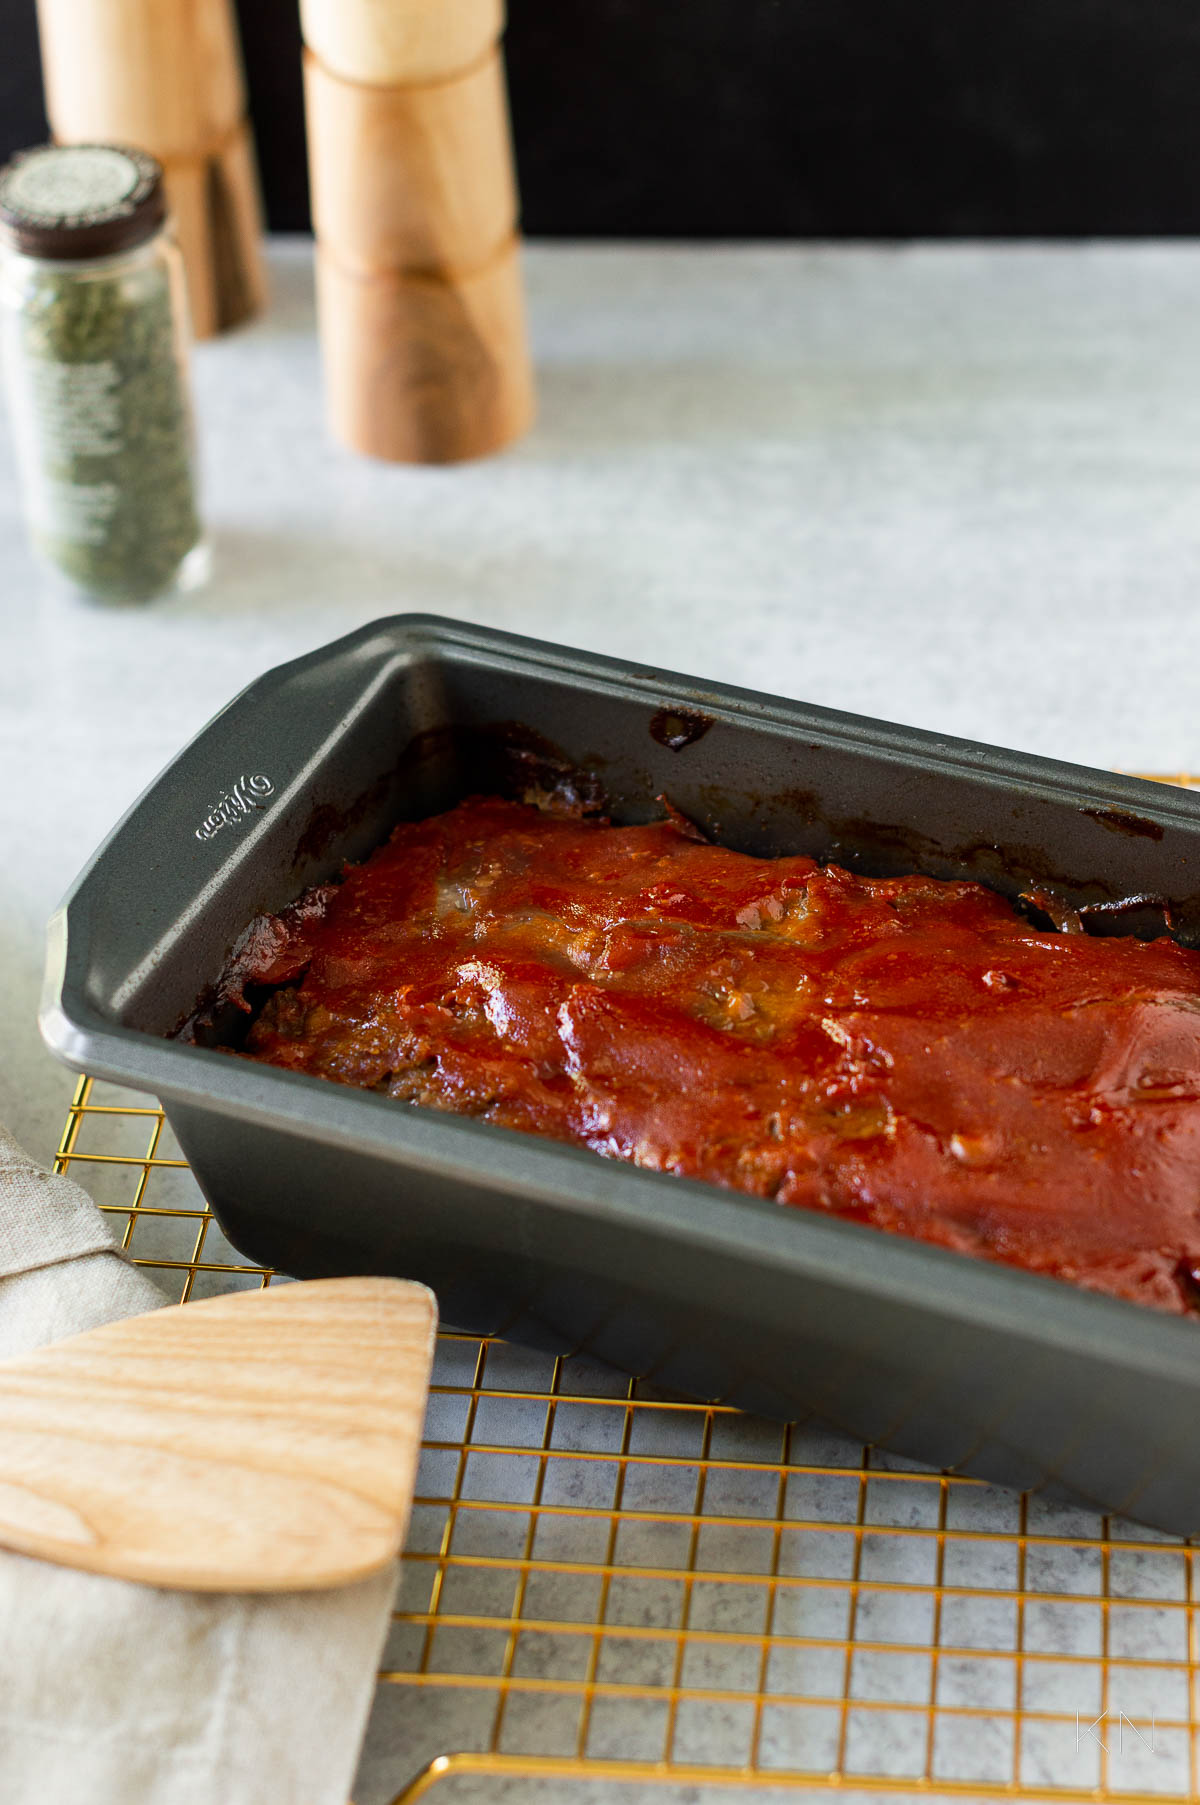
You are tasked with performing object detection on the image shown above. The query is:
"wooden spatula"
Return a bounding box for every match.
[0,1275,437,1591]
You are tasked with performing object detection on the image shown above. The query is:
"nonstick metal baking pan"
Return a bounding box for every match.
[40,615,1200,1533]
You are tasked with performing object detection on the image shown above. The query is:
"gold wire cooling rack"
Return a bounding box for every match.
[54,777,1200,1805]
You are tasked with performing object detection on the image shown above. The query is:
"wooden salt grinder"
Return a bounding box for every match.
[35,0,266,338]
[300,0,534,462]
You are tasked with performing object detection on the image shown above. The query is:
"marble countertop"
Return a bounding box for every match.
[7,240,1200,1159]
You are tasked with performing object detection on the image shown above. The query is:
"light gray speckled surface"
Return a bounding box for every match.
[6,239,1200,1799]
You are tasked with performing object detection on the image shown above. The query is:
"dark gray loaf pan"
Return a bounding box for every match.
[40,614,1200,1533]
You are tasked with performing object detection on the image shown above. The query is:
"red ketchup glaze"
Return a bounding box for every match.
[235,797,1200,1316]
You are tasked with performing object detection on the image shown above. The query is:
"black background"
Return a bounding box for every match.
[4,0,1200,236]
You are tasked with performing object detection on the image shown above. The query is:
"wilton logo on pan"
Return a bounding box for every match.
[194,774,275,841]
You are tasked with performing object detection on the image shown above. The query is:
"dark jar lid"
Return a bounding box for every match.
[0,143,166,261]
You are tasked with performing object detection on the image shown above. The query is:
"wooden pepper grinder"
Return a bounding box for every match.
[35,0,267,339]
[301,0,534,462]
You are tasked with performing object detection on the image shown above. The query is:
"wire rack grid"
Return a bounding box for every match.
[53,776,1200,1805]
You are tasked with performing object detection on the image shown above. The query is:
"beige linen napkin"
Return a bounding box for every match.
[0,1125,397,1805]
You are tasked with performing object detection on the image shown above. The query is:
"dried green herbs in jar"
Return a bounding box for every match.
[0,144,205,603]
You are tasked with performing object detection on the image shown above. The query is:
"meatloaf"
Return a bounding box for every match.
[201,794,1200,1317]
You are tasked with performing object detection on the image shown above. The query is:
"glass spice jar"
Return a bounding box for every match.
[0,143,206,604]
